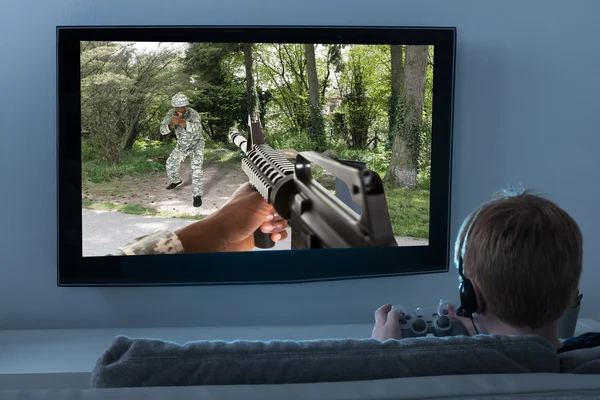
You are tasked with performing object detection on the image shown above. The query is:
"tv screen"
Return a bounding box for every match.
[57,26,456,286]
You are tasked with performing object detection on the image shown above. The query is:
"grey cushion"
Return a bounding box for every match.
[91,334,559,388]
[559,346,600,374]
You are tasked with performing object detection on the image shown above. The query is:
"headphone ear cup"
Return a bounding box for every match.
[457,278,477,317]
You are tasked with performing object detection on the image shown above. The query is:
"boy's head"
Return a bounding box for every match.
[455,189,582,329]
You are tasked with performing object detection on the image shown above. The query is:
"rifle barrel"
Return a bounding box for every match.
[229,132,248,154]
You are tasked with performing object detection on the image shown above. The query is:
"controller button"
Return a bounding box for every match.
[441,309,448,315]
[404,315,411,320]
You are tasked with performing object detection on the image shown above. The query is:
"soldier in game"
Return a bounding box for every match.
[160,93,204,208]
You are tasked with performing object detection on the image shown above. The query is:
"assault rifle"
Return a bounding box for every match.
[229,117,397,250]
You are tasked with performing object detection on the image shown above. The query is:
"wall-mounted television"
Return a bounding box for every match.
[57,25,456,286]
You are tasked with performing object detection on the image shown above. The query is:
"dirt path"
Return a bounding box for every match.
[82,162,429,247]
[83,162,247,216]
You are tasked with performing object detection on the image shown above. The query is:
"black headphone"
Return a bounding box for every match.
[455,212,479,318]
[456,257,477,318]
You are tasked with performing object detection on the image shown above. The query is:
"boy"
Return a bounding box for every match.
[372,189,599,353]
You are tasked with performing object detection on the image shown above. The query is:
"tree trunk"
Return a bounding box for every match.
[404,45,428,121]
[391,45,405,95]
[385,45,428,188]
[388,44,404,144]
[305,43,325,150]
[243,43,260,122]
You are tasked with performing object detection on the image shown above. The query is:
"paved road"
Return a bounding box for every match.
[82,209,427,256]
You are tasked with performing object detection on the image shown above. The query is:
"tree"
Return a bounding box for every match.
[80,42,182,164]
[184,43,245,141]
[387,45,404,149]
[385,45,428,188]
[185,42,271,141]
[343,55,376,149]
[305,44,326,150]
[255,44,311,136]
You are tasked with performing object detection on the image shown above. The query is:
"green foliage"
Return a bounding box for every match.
[82,137,242,184]
[265,131,315,152]
[194,83,245,142]
[82,199,157,215]
[82,138,173,183]
[330,112,349,143]
[417,120,432,190]
[331,148,389,179]
[256,43,311,136]
[80,42,188,162]
[185,43,245,141]
[204,147,243,164]
[343,55,376,149]
[185,42,272,142]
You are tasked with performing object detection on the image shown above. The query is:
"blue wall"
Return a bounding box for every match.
[1,0,598,329]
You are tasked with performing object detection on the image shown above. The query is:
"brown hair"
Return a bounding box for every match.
[455,189,583,328]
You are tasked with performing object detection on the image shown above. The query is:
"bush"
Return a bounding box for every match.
[82,137,173,183]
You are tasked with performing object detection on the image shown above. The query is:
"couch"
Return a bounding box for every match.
[1,334,599,399]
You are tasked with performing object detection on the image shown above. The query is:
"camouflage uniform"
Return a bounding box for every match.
[114,230,184,255]
[160,99,205,197]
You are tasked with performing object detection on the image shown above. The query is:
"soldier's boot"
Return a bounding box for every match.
[193,196,202,208]
[166,181,183,190]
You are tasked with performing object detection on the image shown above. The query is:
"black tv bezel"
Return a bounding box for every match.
[57,25,456,286]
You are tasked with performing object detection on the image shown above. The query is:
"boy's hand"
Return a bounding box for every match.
[447,304,478,336]
[371,304,403,341]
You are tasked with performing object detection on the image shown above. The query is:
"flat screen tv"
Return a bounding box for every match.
[57,25,456,286]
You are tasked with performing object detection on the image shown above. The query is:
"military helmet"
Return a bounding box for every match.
[171,93,189,107]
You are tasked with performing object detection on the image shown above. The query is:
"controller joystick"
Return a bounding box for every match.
[411,318,428,336]
[437,315,450,328]
[391,303,470,338]
[433,315,452,336]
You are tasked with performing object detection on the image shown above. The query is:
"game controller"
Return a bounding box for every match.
[392,301,469,337]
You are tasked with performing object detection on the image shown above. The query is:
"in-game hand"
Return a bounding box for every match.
[216,183,289,252]
[175,183,289,253]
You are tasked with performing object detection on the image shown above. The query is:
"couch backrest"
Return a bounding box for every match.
[92,334,562,388]
[559,346,600,374]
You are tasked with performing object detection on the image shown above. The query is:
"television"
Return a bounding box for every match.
[57,25,456,286]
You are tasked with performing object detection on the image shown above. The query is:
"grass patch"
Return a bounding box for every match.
[82,199,205,220]
[384,185,430,239]
[82,139,175,183]
[82,138,242,184]
[82,199,158,215]
[204,147,243,164]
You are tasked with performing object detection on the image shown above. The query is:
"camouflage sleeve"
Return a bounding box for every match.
[114,229,185,255]
[160,110,173,136]
[186,109,202,136]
